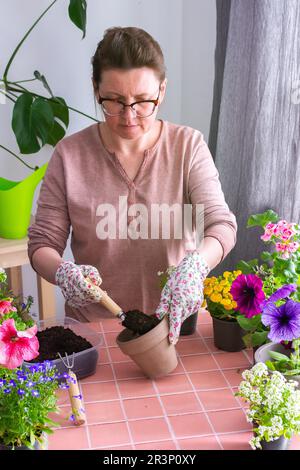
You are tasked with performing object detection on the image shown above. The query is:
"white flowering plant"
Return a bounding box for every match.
[235,362,300,450]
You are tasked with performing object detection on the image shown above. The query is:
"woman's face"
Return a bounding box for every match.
[94,67,167,141]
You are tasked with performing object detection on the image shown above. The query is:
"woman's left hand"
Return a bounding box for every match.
[155,252,210,344]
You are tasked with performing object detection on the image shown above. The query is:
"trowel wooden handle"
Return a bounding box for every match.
[85,277,123,317]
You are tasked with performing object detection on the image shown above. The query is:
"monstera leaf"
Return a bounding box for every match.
[12,93,69,154]
[12,92,54,154]
[68,0,87,38]
[46,97,69,146]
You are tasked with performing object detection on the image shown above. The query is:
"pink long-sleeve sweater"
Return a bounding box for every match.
[28,120,237,321]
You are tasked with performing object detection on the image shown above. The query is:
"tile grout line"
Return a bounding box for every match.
[176,350,224,451]
[101,322,136,450]
[196,323,250,422]
[89,428,252,449]
[55,407,249,431]
[68,385,243,404]
[94,364,252,376]
[151,378,181,450]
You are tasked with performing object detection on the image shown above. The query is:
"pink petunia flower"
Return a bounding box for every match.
[0,318,39,369]
[0,300,17,316]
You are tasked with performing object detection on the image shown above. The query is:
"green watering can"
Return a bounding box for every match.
[0,163,48,239]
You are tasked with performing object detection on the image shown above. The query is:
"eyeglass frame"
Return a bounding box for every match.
[97,86,161,118]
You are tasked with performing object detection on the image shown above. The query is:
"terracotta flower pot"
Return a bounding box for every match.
[116,316,178,379]
[254,342,300,387]
[212,316,246,352]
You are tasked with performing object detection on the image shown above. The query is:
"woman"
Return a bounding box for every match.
[28,27,237,345]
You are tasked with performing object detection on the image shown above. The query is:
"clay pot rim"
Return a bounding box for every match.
[116,316,170,355]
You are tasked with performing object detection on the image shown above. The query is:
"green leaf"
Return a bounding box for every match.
[30,430,36,446]
[46,97,69,146]
[283,369,300,376]
[68,0,87,39]
[265,360,276,370]
[242,332,253,348]
[12,92,54,154]
[260,251,273,262]
[251,331,269,347]
[237,314,262,331]
[247,210,278,228]
[33,70,53,97]
[268,351,290,362]
[235,259,258,274]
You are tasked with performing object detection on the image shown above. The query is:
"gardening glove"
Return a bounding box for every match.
[55,261,103,308]
[155,251,210,345]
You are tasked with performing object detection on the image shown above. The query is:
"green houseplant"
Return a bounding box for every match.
[231,210,300,349]
[235,362,300,450]
[0,0,97,238]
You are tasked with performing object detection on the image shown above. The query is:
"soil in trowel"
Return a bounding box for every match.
[29,326,93,362]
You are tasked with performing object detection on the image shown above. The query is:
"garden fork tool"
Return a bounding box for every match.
[58,352,86,426]
[85,277,160,335]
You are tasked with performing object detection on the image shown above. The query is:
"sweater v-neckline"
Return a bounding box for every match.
[95,120,165,188]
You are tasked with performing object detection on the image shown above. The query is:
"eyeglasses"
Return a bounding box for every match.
[98,87,161,118]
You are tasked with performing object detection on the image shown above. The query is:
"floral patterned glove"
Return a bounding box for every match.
[55,261,103,308]
[155,252,210,344]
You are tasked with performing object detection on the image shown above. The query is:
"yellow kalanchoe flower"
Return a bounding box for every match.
[210,292,222,303]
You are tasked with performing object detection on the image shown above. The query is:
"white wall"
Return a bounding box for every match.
[0,0,216,319]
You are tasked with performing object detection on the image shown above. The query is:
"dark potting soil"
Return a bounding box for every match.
[29,326,93,362]
[121,310,160,336]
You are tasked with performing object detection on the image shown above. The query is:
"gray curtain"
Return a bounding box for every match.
[209,0,300,277]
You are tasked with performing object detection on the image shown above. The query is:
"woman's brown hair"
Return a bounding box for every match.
[91,26,166,89]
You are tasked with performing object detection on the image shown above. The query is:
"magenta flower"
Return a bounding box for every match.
[230,274,266,318]
[0,318,39,369]
[0,300,17,315]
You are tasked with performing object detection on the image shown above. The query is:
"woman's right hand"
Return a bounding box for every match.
[55,261,103,308]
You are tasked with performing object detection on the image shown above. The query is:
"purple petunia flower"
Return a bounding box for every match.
[263,284,297,307]
[230,274,266,318]
[262,299,300,342]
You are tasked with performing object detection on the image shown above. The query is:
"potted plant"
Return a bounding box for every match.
[235,362,300,450]
[0,0,92,238]
[0,362,64,450]
[254,283,300,386]
[0,268,72,450]
[232,210,300,350]
[203,269,248,352]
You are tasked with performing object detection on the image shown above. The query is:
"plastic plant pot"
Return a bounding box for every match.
[212,316,246,352]
[23,317,103,380]
[254,342,300,388]
[179,312,198,336]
